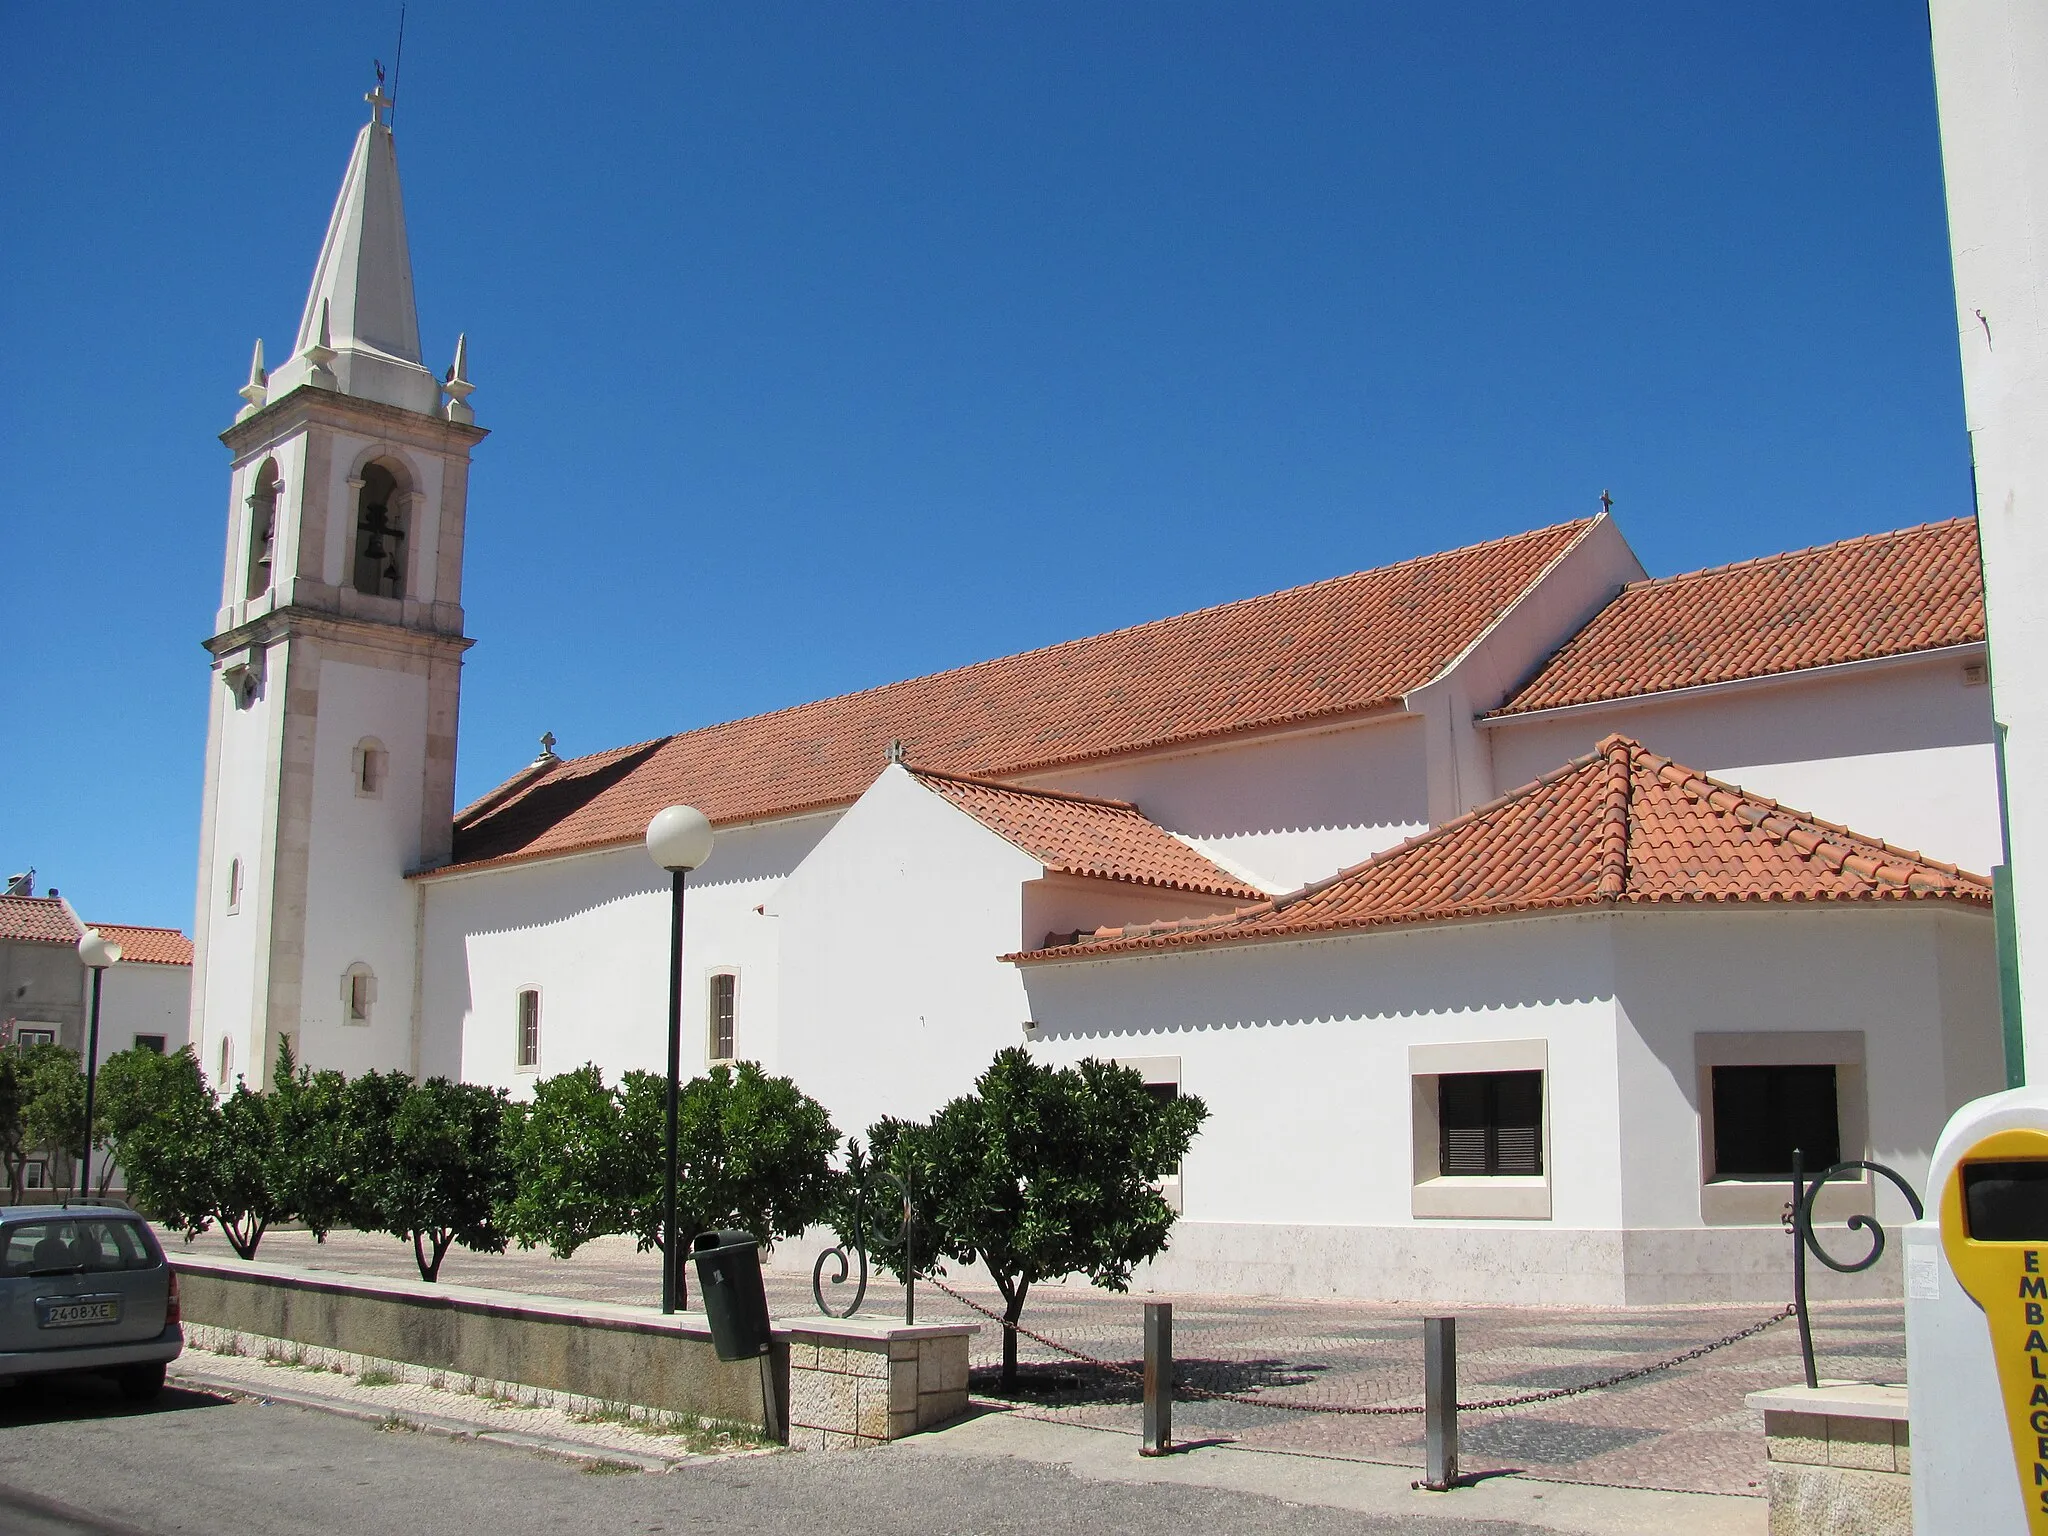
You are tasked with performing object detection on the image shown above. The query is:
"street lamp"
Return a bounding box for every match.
[646,804,713,1314]
[75,928,123,1205]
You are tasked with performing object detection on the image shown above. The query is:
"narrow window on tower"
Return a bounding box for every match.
[226,857,242,914]
[708,972,737,1063]
[350,462,407,600]
[353,739,388,799]
[516,989,541,1070]
[245,459,281,601]
[342,964,376,1026]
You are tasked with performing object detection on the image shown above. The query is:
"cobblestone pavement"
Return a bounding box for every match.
[168,1227,1900,1499]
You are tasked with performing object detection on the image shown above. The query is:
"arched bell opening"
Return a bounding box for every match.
[350,461,409,600]
[244,459,281,600]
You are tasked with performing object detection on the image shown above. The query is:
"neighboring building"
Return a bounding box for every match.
[190,95,2004,1303]
[0,888,194,1194]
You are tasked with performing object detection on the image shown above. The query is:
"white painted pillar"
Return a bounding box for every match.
[1929,0,2048,1074]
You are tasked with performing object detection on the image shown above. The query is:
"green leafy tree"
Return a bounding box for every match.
[615,1062,841,1306]
[95,1044,210,1199]
[17,1042,85,1191]
[0,1049,28,1202]
[204,1076,287,1258]
[500,1064,630,1259]
[856,1049,1207,1389]
[348,1073,511,1281]
[104,1046,215,1234]
[266,1040,354,1239]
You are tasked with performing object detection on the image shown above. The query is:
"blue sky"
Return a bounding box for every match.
[3,4,1969,931]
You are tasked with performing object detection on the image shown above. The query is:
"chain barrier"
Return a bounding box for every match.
[920,1270,1796,1416]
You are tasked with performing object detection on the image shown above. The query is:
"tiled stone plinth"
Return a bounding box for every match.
[782,1316,976,1449]
[1747,1383,1910,1536]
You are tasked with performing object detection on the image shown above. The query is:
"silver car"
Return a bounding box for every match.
[0,1206,183,1401]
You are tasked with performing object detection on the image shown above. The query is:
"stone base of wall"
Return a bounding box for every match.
[171,1255,974,1448]
[1116,1222,1902,1306]
[1747,1383,1911,1536]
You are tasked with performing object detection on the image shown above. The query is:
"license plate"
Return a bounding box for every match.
[37,1296,121,1328]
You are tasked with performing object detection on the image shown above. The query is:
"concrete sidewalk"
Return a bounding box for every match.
[909,1405,1768,1536]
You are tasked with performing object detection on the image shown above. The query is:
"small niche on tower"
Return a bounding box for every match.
[350,461,408,600]
[245,459,280,600]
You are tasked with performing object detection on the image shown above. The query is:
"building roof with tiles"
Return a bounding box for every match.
[1490,519,1984,717]
[0,896,84,946]
[1010,734,1991,962]
[90,924,194,967]
[910,768,1263,899]
[0,899,193,966]
[441,520,1601,875]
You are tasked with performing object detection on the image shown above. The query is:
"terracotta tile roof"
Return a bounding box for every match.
[0,896,83,946]
[89,924,194,967]
[1012,734,1990,962]
[442,521,1597,874]
[911,768,1262,899]
[1491,519,1984,716]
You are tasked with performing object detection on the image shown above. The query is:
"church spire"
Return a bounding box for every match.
[268,79,441,415]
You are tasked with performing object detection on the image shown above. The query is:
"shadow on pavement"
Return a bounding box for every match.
[0,1373,231,1428]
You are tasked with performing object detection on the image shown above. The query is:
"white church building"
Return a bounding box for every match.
[189,97,2004,1305]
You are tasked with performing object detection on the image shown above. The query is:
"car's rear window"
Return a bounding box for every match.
[0,1218,161,1276]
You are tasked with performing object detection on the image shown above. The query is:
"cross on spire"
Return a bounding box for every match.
[367,61,393,126]
[1600,488,1614,515]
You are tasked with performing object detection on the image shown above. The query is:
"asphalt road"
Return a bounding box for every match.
[0,1376,1548,1536]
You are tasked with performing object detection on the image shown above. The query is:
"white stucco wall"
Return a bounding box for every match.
[94,964,191,1066]
[1485,653,2000,872]
[1013,903,1999,1303]
[193,640,283,1087]
[774,765,1045,1143]
[1023,715,1430,894]
[418,812,834,1092]
[1930,0,2048,1059]
[296,657,430,1078]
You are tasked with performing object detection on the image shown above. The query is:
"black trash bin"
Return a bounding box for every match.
[693,1229,773,1361]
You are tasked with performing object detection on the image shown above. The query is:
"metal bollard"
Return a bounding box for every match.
[1419,1315,1459,1491]
[1141,1301,1173,1456]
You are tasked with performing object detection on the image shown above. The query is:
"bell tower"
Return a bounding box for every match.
[190,84,484,1088]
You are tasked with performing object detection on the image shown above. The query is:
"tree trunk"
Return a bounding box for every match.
[415,1229,453,1282]
[1000,1282,1030,1391]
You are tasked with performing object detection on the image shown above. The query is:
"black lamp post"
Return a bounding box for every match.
[75,929,123,1205]
[645,804,713,1314]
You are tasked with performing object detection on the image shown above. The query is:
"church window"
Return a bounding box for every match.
[226,857,242,914]
[218,1036,234,1084]
[353,739,388,799]
[342,963,376,1025]
[245,460,281,600]
[708,972,737,1062]
[516,989,541,1069]
[1438,1070,1545,1177]
[350,462,408,600]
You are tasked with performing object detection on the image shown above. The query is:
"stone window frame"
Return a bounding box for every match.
[1409,1039,1552,1221]
[341,963,377,1027]
[707,970,738,1064]
[1696,1031,1871,1227]
[14,1025,58,1049]
[515,987,542,1072]
[353,738,389,800]
[1114,1055,1184,1213]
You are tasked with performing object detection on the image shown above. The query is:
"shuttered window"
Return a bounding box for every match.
[1439,1071,1544,1177]
[709,973,736,1061]
[516,990,541,1069]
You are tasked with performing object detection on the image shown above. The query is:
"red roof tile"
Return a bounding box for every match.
[90,924,194,967]
[911,769,1262,899]
[0,896,83,946]
[1013,735,1990,962]
[443,521,1597,874]
[1492,520,1984,716]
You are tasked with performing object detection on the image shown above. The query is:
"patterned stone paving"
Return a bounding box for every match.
[167,1227,1901,1497]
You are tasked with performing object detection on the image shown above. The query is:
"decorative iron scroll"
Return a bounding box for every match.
[1788,1149,1924,1389]
[812,1143,917,1324]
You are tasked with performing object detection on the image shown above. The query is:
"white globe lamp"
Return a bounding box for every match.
[646,804,714,873]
